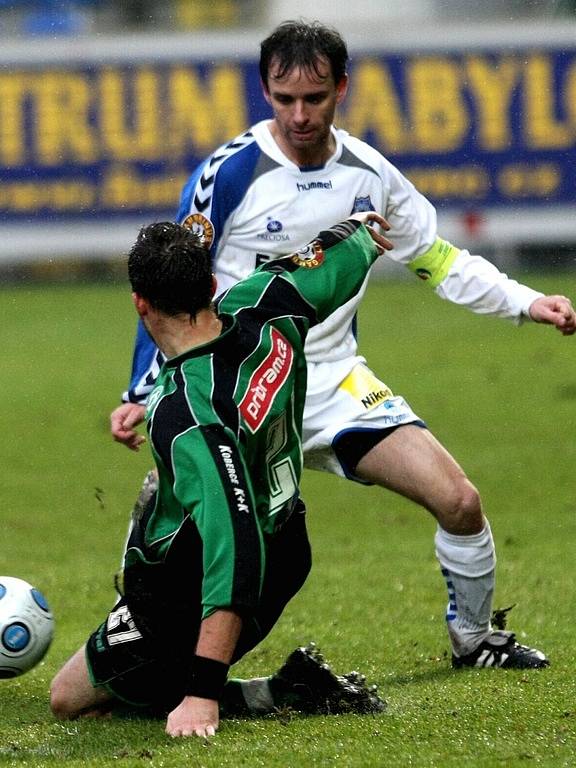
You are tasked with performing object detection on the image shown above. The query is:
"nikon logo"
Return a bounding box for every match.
[361,389,392,410]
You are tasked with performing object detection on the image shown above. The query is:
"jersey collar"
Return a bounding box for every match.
[253,120,343,173]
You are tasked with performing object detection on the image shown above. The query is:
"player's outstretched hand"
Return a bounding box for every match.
[110,402,147,450]
[528,295,576,336]
[166,696,219,739]
[348,211,393,255]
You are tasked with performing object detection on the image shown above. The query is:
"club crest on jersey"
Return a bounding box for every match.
[240,328,294,433]
[290,241,325,269]
[181,213,215,248]
[351,195,374,214]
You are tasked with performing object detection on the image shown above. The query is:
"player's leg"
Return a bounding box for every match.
[50,646,114,719]
[222,643,385,717]
[304,361,493,657]
[233,500,312,660]
[52,593,192,723]
[351,424,493,655]
[352,424,483,534]
[341,424,548,668]
[302,360,548,669]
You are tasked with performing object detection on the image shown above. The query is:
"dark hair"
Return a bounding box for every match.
[260,19,348,88]
[128,222,213,318]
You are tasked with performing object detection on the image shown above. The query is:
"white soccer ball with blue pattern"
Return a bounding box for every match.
[0,576,54,678]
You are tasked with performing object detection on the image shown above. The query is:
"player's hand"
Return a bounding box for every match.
[528,295,576,336]
[348,211,393,254]
[166,696,219,738]
[110,402,147,450]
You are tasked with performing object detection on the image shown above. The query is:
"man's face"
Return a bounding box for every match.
[263,56,348,166]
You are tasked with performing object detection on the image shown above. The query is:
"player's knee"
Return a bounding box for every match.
[439,479,483,534]
[49,677,77,720]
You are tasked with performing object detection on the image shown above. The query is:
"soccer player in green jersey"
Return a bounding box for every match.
[50,212,390,738]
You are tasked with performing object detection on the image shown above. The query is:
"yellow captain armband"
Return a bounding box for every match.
[408,238,460,288]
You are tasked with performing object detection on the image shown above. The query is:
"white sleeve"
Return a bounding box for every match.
[370,154,544,324]
[436,250,544,324]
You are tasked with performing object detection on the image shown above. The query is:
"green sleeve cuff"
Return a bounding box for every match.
[408,237,460,288]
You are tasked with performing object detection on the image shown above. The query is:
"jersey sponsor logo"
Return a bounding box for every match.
[181,212,215,248]
[240,328,294,433]
[360,389,394,410]
[351,195,374,213]
[258,217,290,242]
[257,232,290,242]
[217,444,250,513]
[266,218,283,233]
[340,364,394,410]
[290,241,325,269]
[296,180,333,192]
[218,444,240,484]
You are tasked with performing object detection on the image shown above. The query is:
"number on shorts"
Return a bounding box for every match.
[106,603,143,645]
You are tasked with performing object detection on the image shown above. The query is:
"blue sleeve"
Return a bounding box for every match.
[177,133,261,259]
[123,320,165,404]
[176,158,212,226]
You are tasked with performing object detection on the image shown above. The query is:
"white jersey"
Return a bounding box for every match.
[126,120,543,470]
[176,120,541,362]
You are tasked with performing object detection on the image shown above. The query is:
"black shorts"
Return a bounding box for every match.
[86,506,311,711]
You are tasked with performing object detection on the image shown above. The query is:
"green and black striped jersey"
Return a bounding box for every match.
[123,220,379,620]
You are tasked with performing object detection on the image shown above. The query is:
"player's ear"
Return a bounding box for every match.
[210,275,218,298]
[261,80,272,106]
[132,292,149,317]
[335,73,348,105]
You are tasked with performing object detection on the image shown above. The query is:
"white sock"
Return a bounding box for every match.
[435,523,496,657]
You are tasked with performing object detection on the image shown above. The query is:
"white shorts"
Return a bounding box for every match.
[302,357,424,481]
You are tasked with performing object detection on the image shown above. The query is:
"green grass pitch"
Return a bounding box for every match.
[0,273,575,767]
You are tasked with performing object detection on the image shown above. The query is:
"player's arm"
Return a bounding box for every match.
[165,426,264,737]
[111,321,164,447]
[278,213,390,323]
[381,162,575,333]
[166,609,242,738]
[219,213,390,328]
[172,425,264,617]
[408,240,575,333]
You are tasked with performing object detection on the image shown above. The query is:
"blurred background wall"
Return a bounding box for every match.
[2,0,574,33]
[0,0,575,275]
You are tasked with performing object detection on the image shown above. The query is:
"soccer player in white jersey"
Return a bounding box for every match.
[112,20,576,670]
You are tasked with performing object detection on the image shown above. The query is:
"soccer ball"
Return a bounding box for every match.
[0,576,54,678]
